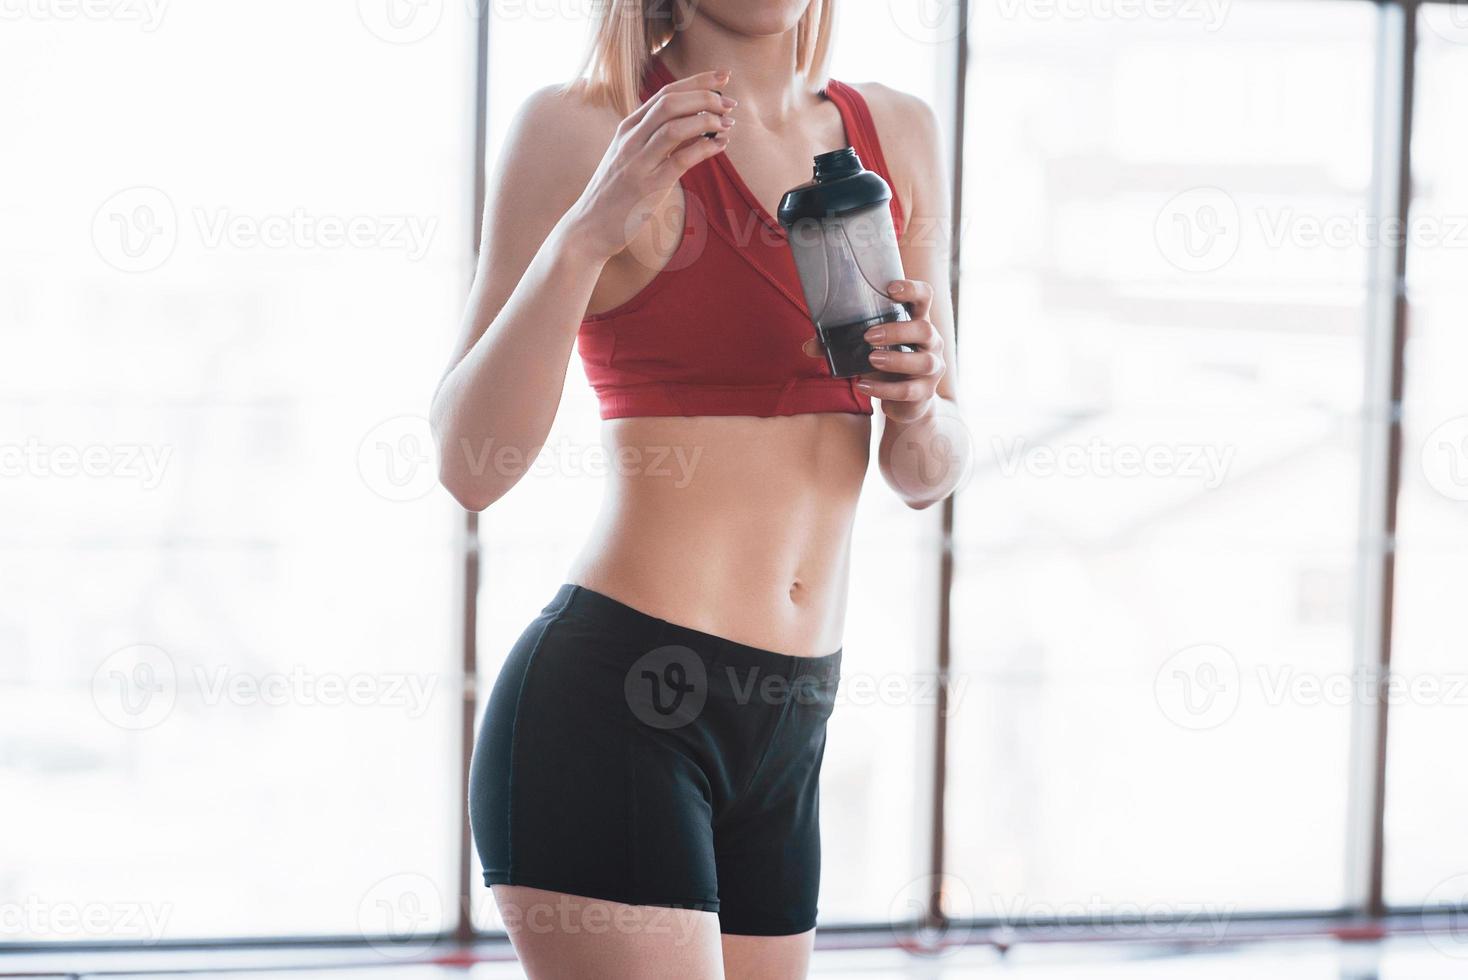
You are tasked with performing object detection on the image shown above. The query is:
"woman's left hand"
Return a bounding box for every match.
[800,278,947,423]
[856,279,945,423]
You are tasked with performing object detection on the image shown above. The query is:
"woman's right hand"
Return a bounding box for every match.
[566,68,737,263]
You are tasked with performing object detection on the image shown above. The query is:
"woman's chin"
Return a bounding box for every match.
[697,0,810,39]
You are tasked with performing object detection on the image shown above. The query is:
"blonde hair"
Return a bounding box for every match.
[571,0,836,116]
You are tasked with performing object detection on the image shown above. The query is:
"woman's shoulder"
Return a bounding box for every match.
[844,81,944,193]
[521,79,623,126]
[488,81,622,214]
[846,82,940,149]
[506,80,623,159]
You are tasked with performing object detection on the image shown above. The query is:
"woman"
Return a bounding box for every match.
[432,1,966,976]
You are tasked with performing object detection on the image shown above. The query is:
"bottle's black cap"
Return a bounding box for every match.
[813,147,862,180]
[777,146,892,227]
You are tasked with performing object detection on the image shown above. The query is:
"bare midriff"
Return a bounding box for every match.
[565,412,871,658]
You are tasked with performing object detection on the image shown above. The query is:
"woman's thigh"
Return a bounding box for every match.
[494,885,725,980]
[720,930,816,980]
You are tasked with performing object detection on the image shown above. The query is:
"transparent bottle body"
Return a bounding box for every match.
[786,203,908,376]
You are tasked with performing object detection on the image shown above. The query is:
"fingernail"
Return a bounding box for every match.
[715,69,731,81]
[889,281,906,295]
[719,115,734,128]
[721,96,737,109]
[867,351,890,366]
[712,134,729,145]
[856,381,873,392]
[866,327,887,344]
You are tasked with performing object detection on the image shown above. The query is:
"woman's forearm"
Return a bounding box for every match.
[431,213,607,511]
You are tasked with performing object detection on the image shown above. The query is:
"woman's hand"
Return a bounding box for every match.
[857,279,946,424]
[566,69,736,263]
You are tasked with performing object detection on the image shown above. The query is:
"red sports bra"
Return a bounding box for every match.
[576,55,907,420]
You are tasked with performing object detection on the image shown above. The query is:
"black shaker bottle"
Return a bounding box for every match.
[777,147,910,377]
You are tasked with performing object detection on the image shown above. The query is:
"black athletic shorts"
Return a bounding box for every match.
[469,584,841,936]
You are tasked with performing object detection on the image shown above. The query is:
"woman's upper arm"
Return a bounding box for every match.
[442,84,611,373]
[863,85,958,401]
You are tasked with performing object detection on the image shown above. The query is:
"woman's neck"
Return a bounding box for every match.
[659,17,812,125]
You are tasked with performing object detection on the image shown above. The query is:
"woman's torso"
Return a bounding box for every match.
[565,413,869,657]
[565,56,900,658]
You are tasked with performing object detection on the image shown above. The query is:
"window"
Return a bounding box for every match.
[1,6,473,940]
[948,0,1380,915]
